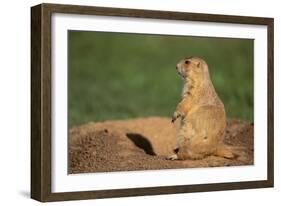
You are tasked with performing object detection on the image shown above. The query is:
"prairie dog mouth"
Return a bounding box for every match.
[176,67,187,78]
[176,66,183,74]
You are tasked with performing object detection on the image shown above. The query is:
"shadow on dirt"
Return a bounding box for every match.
[126,133,156,156]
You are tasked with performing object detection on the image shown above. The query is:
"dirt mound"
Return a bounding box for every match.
[69,117,253,174]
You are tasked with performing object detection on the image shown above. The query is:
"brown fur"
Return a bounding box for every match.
[169,57,234,160]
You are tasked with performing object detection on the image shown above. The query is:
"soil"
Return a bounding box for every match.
[69,117,253,174]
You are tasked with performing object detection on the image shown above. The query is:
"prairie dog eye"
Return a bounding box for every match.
[185,60,190,65]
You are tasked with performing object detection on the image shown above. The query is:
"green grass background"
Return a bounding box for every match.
[68,31,253,127]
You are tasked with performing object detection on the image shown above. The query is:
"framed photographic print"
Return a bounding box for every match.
[31,3,274,202]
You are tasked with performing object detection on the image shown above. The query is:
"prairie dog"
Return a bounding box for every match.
[169,57,234,160]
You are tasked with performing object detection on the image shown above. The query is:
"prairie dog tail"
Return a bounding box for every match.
[214,145,236,159]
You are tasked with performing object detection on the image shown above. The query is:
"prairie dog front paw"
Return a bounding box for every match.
[166,154,179,160]
[171,111,180,123]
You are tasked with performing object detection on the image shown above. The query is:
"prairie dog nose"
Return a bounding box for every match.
[176,64,180,70]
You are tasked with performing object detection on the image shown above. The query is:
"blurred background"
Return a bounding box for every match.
[68,31,253,127]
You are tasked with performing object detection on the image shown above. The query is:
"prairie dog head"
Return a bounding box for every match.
[176,57,209,80]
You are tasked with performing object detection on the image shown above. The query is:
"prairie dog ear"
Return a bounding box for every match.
[196,61,201,68]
